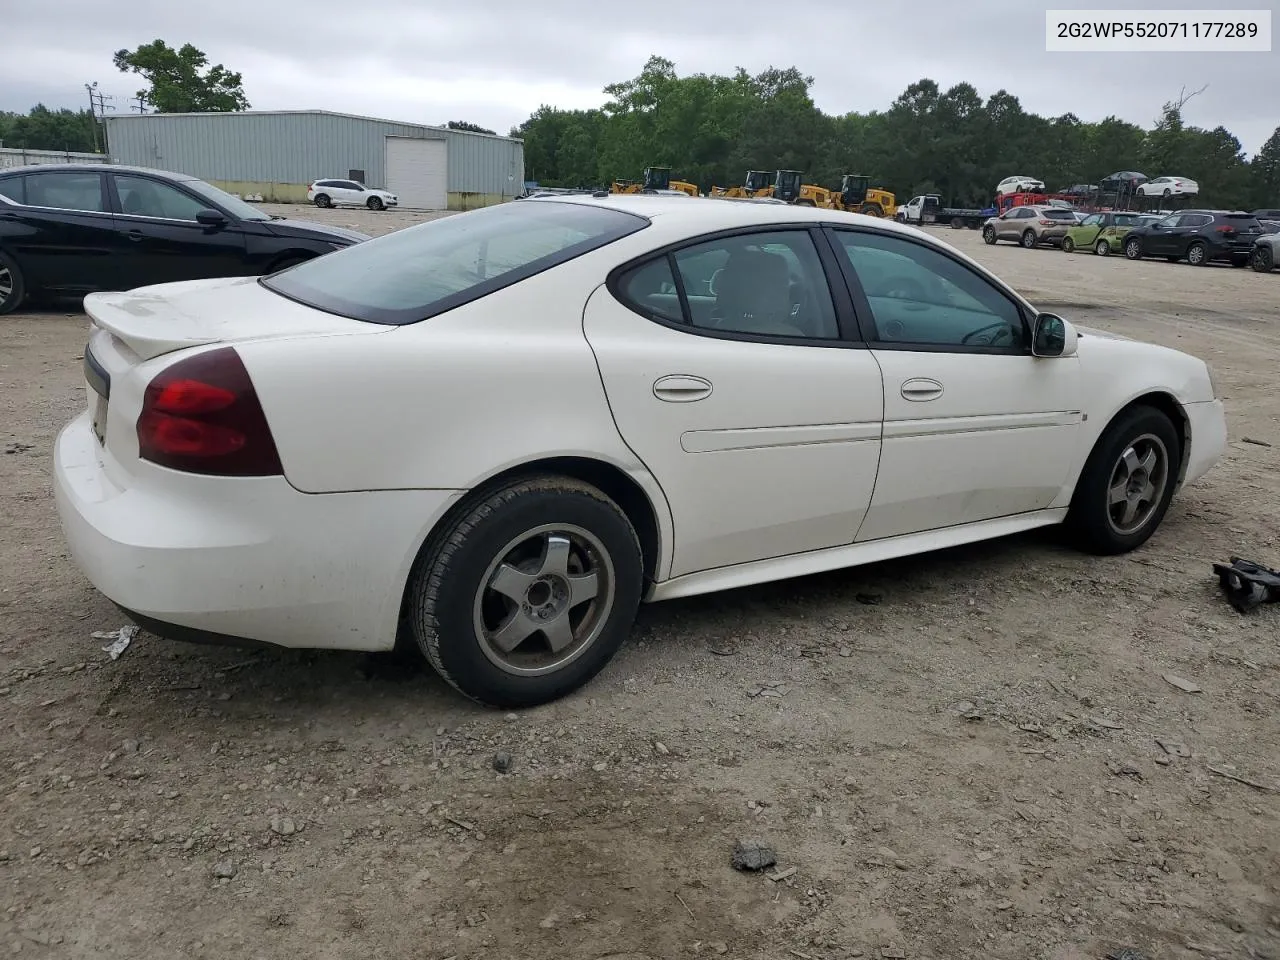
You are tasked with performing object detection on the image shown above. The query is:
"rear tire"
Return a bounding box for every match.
[1095,239,1111,256]
[0,250,25,315]
[1062,237,1075,253]
[1187,241,1208,266]
[860,203,883,217]
[367,196,384,211]
[407,476,643,709]
[313,194,331,208]
[1021,229,1037,248]
[1253,245,1275,273]
[1065,405,1181,556]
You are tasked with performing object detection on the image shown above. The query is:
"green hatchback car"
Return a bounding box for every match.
[1061,211,1157,256]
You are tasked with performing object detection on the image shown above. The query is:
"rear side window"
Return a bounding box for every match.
[263,200,648,325]
[0,177,23,204]
[26,172,105,212]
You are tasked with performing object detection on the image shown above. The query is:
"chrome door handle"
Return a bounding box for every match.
[653,375,713,403]
[900,378,943,401]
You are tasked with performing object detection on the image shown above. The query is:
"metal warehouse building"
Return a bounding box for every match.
[102,110,524,211]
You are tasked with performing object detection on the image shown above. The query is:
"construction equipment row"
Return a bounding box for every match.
[609,167,896,218]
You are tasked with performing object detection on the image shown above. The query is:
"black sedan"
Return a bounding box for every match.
[1121,209,1265,267]
[0,163,369,314]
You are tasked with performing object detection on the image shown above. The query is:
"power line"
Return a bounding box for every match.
[83,82,115,153]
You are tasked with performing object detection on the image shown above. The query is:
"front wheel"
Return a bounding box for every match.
[0,250,25,315]
[1253,245,1276,273]
[1062,237,1075,253]
[982,226,997,245]
[1065,405,1181,555]
[1021,229,1037,248]
[407,476,643,708]
[1124,237,1143,260]
[1095,239,1111,256]
[859,203,882,217]
[367,196,384,211]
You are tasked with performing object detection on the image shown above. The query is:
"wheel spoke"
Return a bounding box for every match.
[1138,448,1159,475]
[1108,480,1129,506]
[489,563,535,603]
[489,610,541,653]
[1139,480,1157,505]
[567,571,599,606]
[1119,497,1141,526]
[542,614,574,653]
[1121,448,1141,477]
[536,535,572,579]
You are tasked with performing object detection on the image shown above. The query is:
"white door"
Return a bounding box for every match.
[334,180,362,205]
[385,137,447,210]
[823,226,1082,542]
[583,227,885,578]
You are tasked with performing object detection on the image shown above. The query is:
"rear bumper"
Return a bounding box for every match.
[1183,399,1227,487]
[54,413,464,652]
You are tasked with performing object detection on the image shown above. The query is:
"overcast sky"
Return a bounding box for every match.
[2,0,1276,156]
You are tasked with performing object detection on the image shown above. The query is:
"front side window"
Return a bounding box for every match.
[1082,214,1102,227]
[0,177,23,204]
[25,172,104,213]
[115,175,208,221]
[264,199,647,325]
[833,229,1025,350]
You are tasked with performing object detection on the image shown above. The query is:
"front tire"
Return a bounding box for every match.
[1065,405,1181,555]
[1124,237,1143,260]
[982,225,997,245]
[407,476,643,708]
[367,196,384,211]
[1253,245,1275,273]
[860,203,883,217]
[0,250,25,315]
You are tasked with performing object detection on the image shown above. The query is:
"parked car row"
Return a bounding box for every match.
[0,163,370,315]
[980,202,1277,272]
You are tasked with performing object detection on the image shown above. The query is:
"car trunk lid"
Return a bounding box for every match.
[84,275,387,361]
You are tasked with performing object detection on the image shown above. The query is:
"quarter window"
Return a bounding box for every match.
[25,172,104,213]
[615,230,840,340]
[0,177,23,204]
[115,176,208,221]
[832,230,1025,350]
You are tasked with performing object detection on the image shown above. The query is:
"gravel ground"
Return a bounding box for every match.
[1,203,1278,960]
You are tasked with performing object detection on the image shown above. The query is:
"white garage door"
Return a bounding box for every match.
[385,137,447,210]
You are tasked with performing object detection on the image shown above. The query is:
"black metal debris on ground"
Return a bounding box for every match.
[1212,556,1280,613]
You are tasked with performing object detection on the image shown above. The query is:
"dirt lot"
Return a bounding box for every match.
[2,203,1278,960]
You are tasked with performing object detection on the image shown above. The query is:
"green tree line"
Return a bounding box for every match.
[513,56,1280,210]
[0,105,98,153]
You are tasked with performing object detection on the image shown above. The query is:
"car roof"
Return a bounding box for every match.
[0,162,198,182]
[535,192,924,233]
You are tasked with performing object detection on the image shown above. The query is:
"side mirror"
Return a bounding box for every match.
[1032,313,1077,358]
[196,208,228,226]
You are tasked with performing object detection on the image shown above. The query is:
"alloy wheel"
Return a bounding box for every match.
[472,524,616,678]
[1106,434,1170,535]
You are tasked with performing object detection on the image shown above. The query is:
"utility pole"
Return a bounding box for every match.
[130,92,149,114]
[84,82,114,153]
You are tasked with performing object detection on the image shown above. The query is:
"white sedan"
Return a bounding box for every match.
[53,196,1227,708]
[307,178,398,210]
[996,175,1045,195]
[1137,176,1200,198]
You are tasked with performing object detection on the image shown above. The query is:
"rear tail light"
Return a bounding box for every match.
[137,346,283,477]
[1039,219,1054,226]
